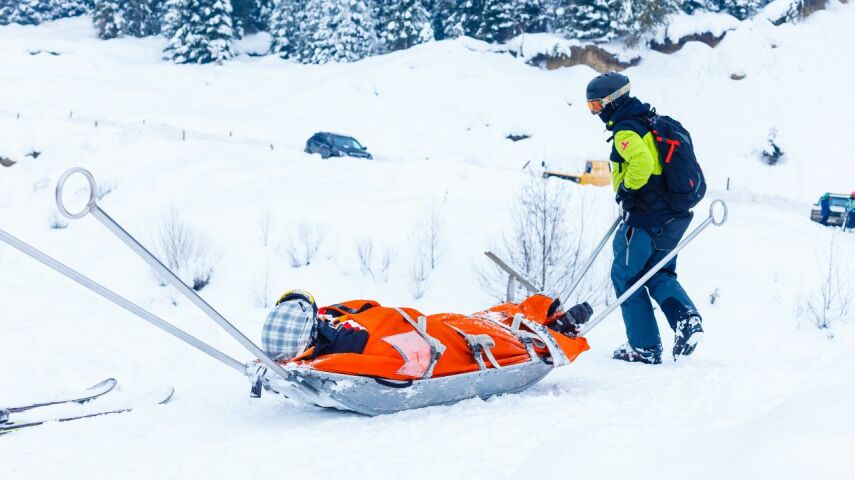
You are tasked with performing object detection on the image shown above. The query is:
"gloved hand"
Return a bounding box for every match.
[615,182,636,211]
[548,302,593,337]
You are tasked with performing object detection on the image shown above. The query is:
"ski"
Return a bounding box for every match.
[0,386,174,434]
[2,378,118,414]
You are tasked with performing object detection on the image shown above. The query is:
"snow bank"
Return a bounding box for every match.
[654,11,741,44]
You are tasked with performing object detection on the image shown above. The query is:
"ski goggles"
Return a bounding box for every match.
[587,83,631,115]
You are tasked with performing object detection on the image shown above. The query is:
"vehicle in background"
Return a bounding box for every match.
[543,160,611,186]
[305,132,373,160]
[810,192,855,227]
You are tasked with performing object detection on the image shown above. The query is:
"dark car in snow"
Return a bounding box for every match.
[305,132,373,160]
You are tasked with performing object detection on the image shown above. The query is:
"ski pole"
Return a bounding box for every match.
[576,199,728,337]
[55,167,290,381]
[563,216,621,301]
[0,228,246,374]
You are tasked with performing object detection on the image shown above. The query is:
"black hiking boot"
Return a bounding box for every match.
[612,343,663,365]
[673,314,703,360]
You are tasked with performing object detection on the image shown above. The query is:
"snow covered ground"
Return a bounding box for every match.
[2,4,855,479]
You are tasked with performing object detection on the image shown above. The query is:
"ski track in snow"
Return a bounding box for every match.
[2,6,855,479]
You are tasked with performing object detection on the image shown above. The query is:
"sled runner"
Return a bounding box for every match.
[0,168,726,416]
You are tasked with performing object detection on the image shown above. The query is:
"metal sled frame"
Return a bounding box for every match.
[0,168,580,416]
[0,168,727,416]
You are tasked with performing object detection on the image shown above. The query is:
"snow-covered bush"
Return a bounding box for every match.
[153,207,216,291]
[761,128,784,165]
[48,211,68,229]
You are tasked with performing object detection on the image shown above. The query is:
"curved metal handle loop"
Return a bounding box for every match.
[709,199,728,226]
[56,167,98,220]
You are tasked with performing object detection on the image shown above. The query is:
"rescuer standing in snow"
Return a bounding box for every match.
[585,72,703,364]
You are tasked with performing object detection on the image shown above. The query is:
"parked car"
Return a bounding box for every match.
[810,192,854,227]
[305,132,373,160]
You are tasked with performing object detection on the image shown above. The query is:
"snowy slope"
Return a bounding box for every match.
[2,4,855,479]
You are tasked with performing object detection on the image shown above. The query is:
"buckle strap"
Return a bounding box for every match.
[395,308,445,379]
[449,326,503,370]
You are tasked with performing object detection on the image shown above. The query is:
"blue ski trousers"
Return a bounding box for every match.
[611,220,698,350]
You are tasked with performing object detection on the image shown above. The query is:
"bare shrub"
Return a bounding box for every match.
[406,204,445,298]
[253,263,273,309]
[410,259,429,300]
[153,207,216,291]
[355,238,396,282]
[412,205,444,270]
[802,235,853,333]
[284,222,325,268]
[95,180,116,200]
[478,177,610,306]
[356,238,374,280]
[257,210,273,248]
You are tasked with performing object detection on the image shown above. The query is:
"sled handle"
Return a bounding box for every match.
[56,167,98,220]
[577,199,729,337]
[54,167,291,381]
[709,198,728,227]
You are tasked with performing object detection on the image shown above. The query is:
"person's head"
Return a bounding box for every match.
[262,289,319,360]
[586,72,631,122]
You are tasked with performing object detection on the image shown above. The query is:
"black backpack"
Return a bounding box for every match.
[647,114,706,211]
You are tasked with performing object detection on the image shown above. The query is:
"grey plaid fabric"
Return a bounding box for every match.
[262,299,316,360]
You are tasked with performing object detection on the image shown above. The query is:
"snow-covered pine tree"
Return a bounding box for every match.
[122,0,161,37]
[0,0,15,25]
[52,0,91,18]
[717,0,768,20]
[92,0,123,38]
[232,0,274,37]
[375,0,433,53]
[613,0,679,45]
[516,0,548,33]
[437,0,484,39]
[163,0,236,64]
[563,0,614,41]
[5,0,51,25]
[477,0,518,43]
[680,0,719,13]
[300,0,377,64]
[269,0,307,58]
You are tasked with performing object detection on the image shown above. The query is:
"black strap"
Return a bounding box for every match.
[373,377,413,389]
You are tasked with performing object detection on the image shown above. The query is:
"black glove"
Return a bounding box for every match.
[549,302,593,337]
[311,321,369,358]
[615,183,635,211]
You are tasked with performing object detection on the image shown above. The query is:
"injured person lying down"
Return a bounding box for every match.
[262,289,594,374]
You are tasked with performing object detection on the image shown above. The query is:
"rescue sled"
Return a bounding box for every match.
[0,168,727,416]
[250,297,589,415]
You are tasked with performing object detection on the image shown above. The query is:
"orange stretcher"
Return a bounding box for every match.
[252,295,589,415]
